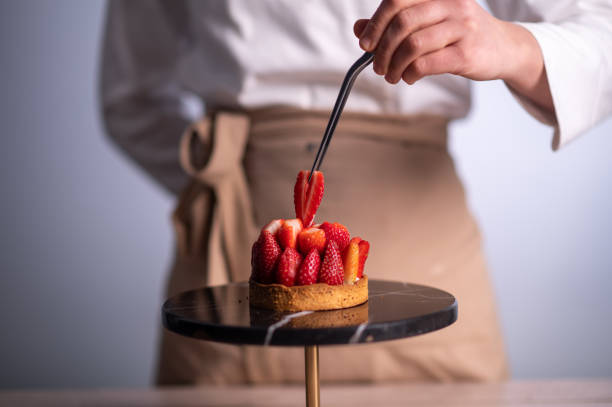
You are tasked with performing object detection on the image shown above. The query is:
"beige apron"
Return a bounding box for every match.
[156,107,508,385]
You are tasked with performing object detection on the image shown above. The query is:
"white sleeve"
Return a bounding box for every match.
[487,0,612,150]
[100,0,203,194]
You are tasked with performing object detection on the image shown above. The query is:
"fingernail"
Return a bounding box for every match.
[360,38,371,50]
[373,64,382,75]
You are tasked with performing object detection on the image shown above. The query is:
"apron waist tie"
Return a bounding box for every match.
[175,112,256,285]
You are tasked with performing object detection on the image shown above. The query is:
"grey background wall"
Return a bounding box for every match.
[1,0,611,388]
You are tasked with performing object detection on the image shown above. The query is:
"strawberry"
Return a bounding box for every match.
[342,238,360,284]
[297,227,326,255]
[357,239,370,278]
[262,219,284,236]
[296,248,320,286]
[276,247,302,287]
[251,239,260,269]
[251,230,281,283]
[294,170,324,228]
[319,241,344,285]
[320,222,350,252]
[278,218,303,249]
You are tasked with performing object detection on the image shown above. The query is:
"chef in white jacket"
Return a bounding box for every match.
[101,0,612,384]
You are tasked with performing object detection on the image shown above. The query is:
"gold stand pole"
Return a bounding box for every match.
[304,345,320,407]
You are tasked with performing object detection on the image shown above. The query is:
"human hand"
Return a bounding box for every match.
[354,0,544,89]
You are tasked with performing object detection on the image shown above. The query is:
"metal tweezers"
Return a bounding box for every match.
[308,51,374,182]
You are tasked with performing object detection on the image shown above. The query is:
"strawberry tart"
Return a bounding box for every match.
[249,170,370,311]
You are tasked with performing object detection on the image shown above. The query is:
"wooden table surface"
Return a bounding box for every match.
[2,380,611,407]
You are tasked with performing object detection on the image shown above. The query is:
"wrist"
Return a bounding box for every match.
[498,22,543,88]
[499,21,554,111]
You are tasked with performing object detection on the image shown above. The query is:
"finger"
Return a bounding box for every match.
[385,20,464,83]
[360,0,426,51]
[354,19,369,38]
[373,1,449,76]
[401,45,465,84]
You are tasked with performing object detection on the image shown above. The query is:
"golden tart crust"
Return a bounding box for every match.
[249,275,368,312]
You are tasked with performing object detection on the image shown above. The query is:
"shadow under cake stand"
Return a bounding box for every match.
[162,279,457,407]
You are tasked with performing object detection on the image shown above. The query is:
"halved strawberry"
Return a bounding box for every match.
[294,170,324,228]
[297,227,326,255]
[296,248,320,286]
[276,247,302,287]
[251,230,281,283]
[320,222,350,252]
[278,218,303,249]
[342,238,360,284]
[357,239,370,278]
[262,219,284,237]
[319,241,344,285]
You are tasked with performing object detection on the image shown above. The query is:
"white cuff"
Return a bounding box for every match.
[514,21,610,150]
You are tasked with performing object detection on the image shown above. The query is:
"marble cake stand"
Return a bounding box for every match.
[162,279,457,407]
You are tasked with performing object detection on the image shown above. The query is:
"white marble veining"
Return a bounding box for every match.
[263,311,314,346]
[348,322,368,344]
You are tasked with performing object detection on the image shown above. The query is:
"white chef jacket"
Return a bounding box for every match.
[100,0,612,194]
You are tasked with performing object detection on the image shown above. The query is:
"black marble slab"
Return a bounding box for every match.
[162,280,457,346]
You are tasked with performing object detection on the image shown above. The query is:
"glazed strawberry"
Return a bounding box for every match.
[320,222,350,252]
[276,247,302,287]
[319,241,344,285]
[278,218,303,249]
[357,239,370,278]
[251,230,281,283]
[262,219,284,236]
[297,227,326,255]
[342,238,360,284]
[296,248,320,286]
[294,170,324,228]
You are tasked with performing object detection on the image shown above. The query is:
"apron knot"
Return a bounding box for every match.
[174,112,257,286]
